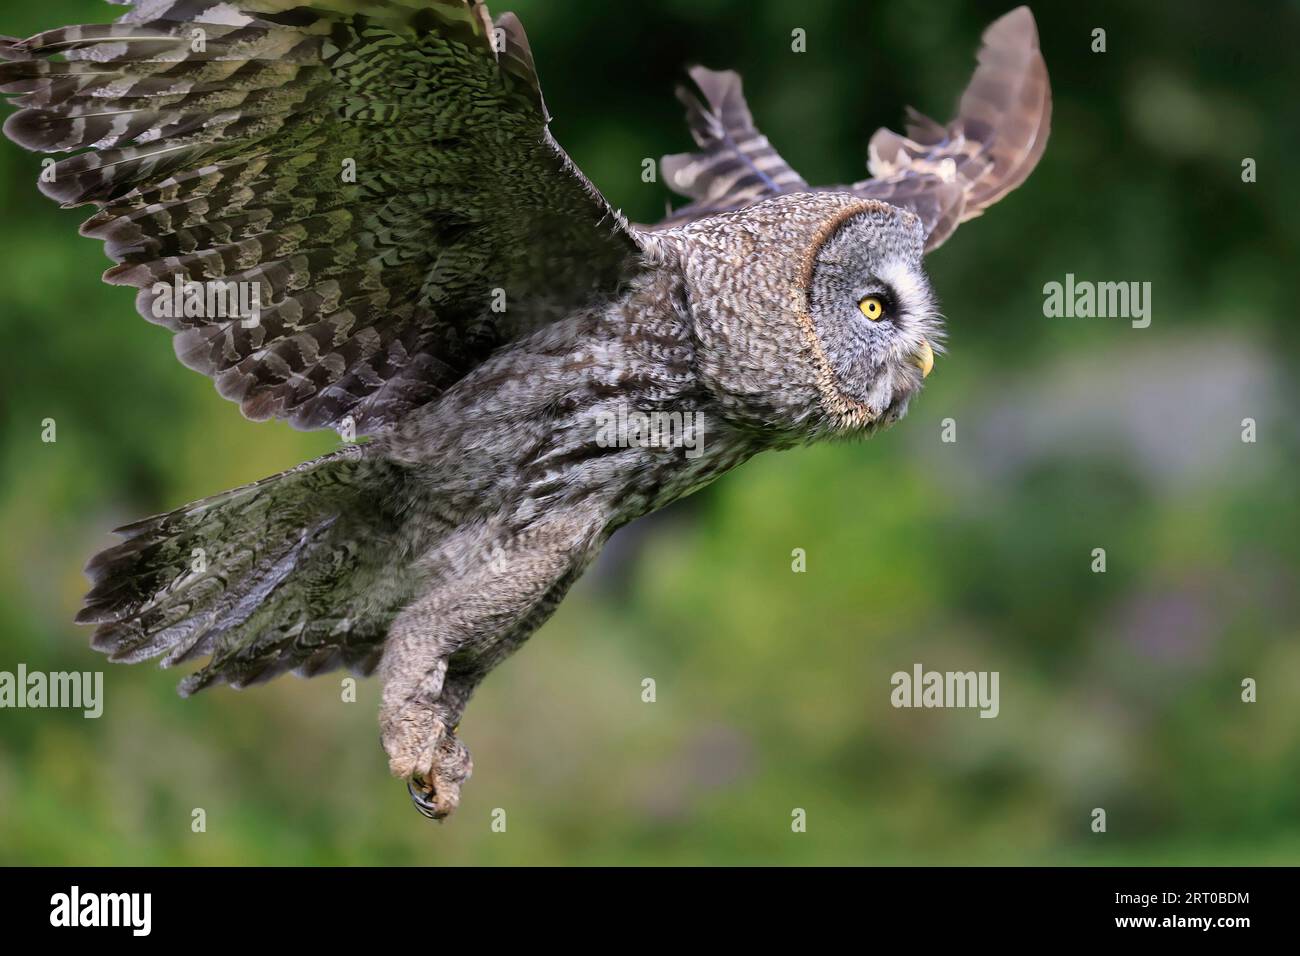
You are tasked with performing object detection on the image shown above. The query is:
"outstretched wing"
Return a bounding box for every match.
[852,6,1050,250]
[657,65,807,226]
[1,0,642,434]
[657,6,1051,252]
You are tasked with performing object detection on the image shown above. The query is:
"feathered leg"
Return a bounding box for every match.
[378,508,604,819]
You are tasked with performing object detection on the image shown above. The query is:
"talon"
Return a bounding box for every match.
[407,774,440,820]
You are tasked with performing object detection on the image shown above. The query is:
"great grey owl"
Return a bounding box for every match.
[1,1,1050,819]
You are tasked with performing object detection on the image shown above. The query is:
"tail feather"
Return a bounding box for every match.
[78,449,417,695]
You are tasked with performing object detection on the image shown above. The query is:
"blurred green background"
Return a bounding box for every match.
[1,0,1297,865]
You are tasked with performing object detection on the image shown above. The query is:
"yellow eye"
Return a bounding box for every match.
[858,295,885,321]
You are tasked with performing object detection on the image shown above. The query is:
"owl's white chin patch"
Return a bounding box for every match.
[840,388,913,436]
[851,368,892,419]
[881,394,912,427]
[845,365,921,431]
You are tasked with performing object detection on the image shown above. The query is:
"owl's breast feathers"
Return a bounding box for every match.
[379,256,772,533]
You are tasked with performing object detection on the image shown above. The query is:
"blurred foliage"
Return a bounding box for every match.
[0,0,1297,865]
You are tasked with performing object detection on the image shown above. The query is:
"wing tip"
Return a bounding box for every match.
[952,5,1051,209]
[986,6,1040,47]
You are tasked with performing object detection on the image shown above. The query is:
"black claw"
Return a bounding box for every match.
[407,775,439,820]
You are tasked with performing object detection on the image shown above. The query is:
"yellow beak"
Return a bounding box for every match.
[911,338,934,378]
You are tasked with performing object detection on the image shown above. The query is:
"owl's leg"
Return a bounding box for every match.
[377,510,601,819]
[379,654,472,820]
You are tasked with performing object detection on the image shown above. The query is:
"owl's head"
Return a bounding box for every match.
[671,191,942,442]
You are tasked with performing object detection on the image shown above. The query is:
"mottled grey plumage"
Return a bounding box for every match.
[1,1,1050,818]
